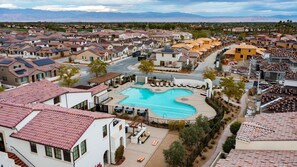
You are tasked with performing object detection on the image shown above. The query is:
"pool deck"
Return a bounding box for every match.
[107,123,168,167]
[106,83,216,120]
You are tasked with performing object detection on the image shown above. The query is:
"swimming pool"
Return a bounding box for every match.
[119,87,196,118]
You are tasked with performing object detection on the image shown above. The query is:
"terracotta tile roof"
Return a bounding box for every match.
[237,112,297,142]
[216,150,297,167]
[178,55,188,62]
[10,103,115,150]
[0,80,68,104]
[89,84,108,96]
[0,103,33,128]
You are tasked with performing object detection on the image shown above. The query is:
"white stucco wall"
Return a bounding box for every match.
[110,120,126,164]
[62,92,92,109]
[43,92,92,109]
[74,118,126,166]
[9,138,73,167]
[236,139,297,150]
[0,151,19,167]
[93,90,109,104]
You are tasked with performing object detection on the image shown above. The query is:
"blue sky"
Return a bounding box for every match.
[0,0,297,16]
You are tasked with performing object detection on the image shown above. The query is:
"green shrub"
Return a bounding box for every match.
[115,145,124,163]
[168,121,178,131]
[230,121,242,135]
[222,136,236,153]
[121,113,130,120]
[177,120,186,131]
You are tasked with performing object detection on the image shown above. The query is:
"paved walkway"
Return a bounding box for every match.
[202,92,248,167]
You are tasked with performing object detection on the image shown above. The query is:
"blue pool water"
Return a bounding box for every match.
[119,87,196,118]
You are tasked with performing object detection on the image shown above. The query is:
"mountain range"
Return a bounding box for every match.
[0,8,296,22]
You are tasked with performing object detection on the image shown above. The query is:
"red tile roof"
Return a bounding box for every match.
[10,103,115,150]
[0,103,33,128]
[216,150,297,167]
[89,84,108,95]
[0,80,68,104]
[237,112,297,142]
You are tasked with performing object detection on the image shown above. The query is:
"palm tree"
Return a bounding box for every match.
[58,65,80,87]
[88,60,109,77]
[138,60,154,75]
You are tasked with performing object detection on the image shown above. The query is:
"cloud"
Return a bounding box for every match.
[0,3,17,8]
[32,5,117,12]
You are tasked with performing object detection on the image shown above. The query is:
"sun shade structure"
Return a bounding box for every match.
[88,72,122,85]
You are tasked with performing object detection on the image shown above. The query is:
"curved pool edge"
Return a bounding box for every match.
[108,84,217,121]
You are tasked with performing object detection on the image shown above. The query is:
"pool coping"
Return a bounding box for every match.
[119,86,197,119]
[106,84,217,121]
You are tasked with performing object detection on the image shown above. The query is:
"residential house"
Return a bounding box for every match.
[74,48,113,64]
[0,57,60,86]
[0,79,109,110]
[215,112,297,167]
[0,102,126,167]
[224,43,266,61]
[28,28,45,35]
[148,46,188,72]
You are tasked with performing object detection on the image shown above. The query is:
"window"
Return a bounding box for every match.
[162,53,164,57]
[80,140,87,155]
[21,77,27,83]
[53,96,60,104]
[15,78,18,83]
[45,146,53,157]
[73,145,80,161]
[240,55,244,58]
[103,125,107,138]
[63,150,71,162]
[30,142,37,153]
[119,124,122,131]
[248,49,251,52]
[172,54,175,58]
[71,100,88,110]
[2,76,7,81]
[54,148,62,159]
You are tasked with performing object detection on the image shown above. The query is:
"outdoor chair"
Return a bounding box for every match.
[165,82,169,87]
[152,140,159,146]
[137,156,145,162]
[155,82,160,87]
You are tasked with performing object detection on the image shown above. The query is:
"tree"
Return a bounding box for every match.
[163,141,186,167]
[115,145,124,163]
[195,115,211,134]
[222,136,236,153]
[230,121,242,135]
[58,65,80,87]
[220,77,245,104]
[234,81,245,101]
[203,67,216,81]
[0,86,5,92]
[138,60,154,75]
[179,126,204,149]
[88,59,109,77]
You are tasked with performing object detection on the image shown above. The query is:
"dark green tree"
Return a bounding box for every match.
[230,121,242,135]
[163,141,186,167]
